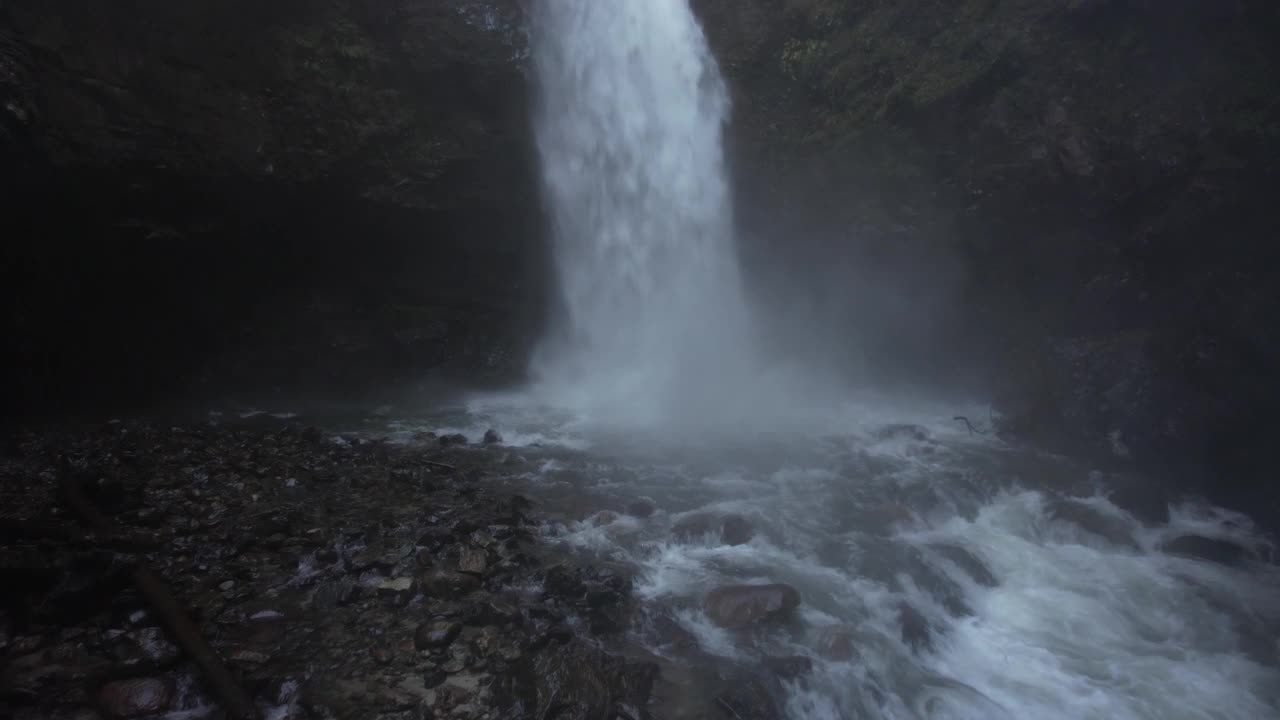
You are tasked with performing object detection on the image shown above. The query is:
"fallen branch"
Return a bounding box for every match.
[58,457,260,720]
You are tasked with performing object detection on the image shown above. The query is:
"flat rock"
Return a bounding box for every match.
[703,584,800,629]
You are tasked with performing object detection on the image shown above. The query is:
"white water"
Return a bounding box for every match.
[529,0,754,429]
[377,402,1280,720]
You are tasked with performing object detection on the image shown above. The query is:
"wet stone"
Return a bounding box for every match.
[720,514,754,546]
[482,429,503,445]
[458,547,488,577]
[96,677,174,719]
[703,584,801,629]
[715,676,781,720]
[929,544,998,587]
[818,629,858,662]
[625,497,657,518]
[763,655,814,680]
[1163,535,1252,565]
[898,603,932,651]
[421,570,482,599]
[415,621,462,651]
[439,434,469,447]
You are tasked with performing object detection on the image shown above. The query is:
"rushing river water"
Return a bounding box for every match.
[347,394,1280,720]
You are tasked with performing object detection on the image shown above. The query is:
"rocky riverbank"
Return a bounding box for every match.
[0,419,670,720]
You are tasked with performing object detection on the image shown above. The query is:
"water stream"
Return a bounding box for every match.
[376,398,1280,720]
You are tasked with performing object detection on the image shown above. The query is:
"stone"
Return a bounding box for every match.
[377,577,415,594]
[1047,499,1138,549]
[504,641,657,720]
[818,629,857,662]
[763,655,814,679]
[377,577,417,607]
[420,570,482,599]
[458,547,488,576]
[112,627,180,667]
[714,676,781,720]
[672,513,715,540]
[673,513,754,546]
[625,497,657,518]
[1163,535,1252,565]
[720,514,754,546]
[703,584,801,628]
[96,677,174,718]
[898,603,932,651]
[414,621,461,651]
[471,626,501,658]
[482,429,503,445]
[929,544,998,587]
[438,434,469,447]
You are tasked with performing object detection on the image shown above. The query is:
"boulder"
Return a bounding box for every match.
[703,584,800,628]
[483,428,503,445]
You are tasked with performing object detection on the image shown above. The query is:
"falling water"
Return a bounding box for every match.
[529,0,753,428]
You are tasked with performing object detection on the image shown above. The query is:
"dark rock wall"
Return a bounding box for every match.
[693,0,1280,512]
[1,0,544,418]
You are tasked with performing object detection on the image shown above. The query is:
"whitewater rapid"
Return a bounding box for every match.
[378,397,1280,720]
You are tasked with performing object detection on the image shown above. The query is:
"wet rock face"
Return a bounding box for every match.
[703,584,800,629]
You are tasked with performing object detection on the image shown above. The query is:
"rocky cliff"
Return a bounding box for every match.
[693,0,1280,514]
[1,0,540,416]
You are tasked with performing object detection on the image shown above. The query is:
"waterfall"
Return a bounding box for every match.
[528,0,753,428]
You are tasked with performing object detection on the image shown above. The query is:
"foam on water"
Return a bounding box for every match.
[407,393,1280,720]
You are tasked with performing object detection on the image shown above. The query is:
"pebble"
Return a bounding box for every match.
[415,621,462,651]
